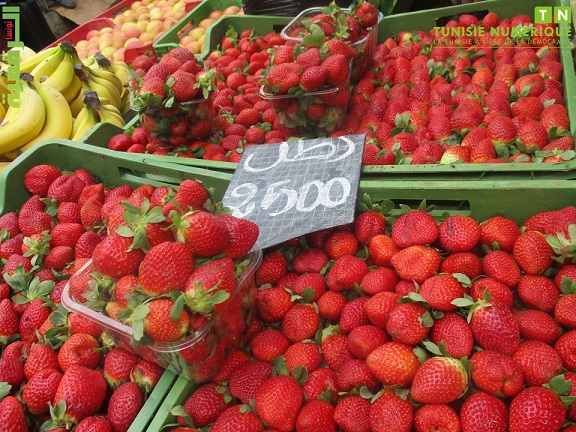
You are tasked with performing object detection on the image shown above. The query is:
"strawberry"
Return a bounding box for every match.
[515,309,561,344]
[366,341,420,387]
[368,234,399,267]
[18,210,54,236]
[354,210,385,245]
[480,215,521,252]
[540,103,570,134]
[299,65,329,92]
[266,62,301,93]
[511,96,543,119]
[333,395,370,432]
[420,274,467,312]
[322,54,350,87]
[138,241,194,296]
[52,365,107,424]
[0,298,18,346]
[513,73,545,97]
[92,233,145,279]
[293,248,329,274]
[56,202,81,224]
[130,359,164,394]
[555,293,576,329]
[184,257,236,314]
[386,302,432,345]
[256,287,293,323]
[254,375,303,431]
[180,382,233,427]
[482,250,521,288]
[0,356,24,389]
[324,39,356,60]
[430,312,474,359]
[470,349,523,398]
[392,210,438,248]
[355,1,379,28]
[303,367,340,403]
[487,116,517,146]
[296,400,336,432]
[174,211,230,257]
[555,330,576,370]
[44,246,74,271]
[469,298,520,356]
[282,303,320,343]
[470,276,513,308]
[250,328,290,363]
[336,358,379,393]
[517,275,559,312]
[210,405,264,432]
[228,360,272,404]
[517,120,549,151]
[74,231,101,259]
[339,297,370,333]
[57,333,101,372]
[513,230,553,274]
[369,390,413,432]
[139,298,189,342]
[414,404,461,432]
[24,164,61,196]
[440,252,482,280]
[75,417,113,432]
[47,174,85,204]
[0,396,28,432]
[438,215,481,252]
[49,223,85,249]
[21,368,62,415]
[317,290,347,321]
[325,230,358,259]
[292,272,326,302]
[359,267,398,296]
[24,342,59,380]
[235,108,261,128]
[321,326,354,372]
[103,347,139,389]
[106,382,143,432]
[347,325,388,359]
[326,255,368,291]
[509,387,566,432]
[107,133,132,152]
[391,245,441,283]
[19,298,51,344]
[460,391,508,432]
[512,340,563,387]
[284,341,322,374]
[411,356,468,404]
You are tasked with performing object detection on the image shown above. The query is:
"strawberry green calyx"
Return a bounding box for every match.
[560,276,576,295]
[116,198,165,253]
[183,280,230,315]
[546,224,576,263]
[357,193,394,215]
[169,405,195,427]
[12,276,55,307]
[452,293,491,323]
[43,400,73,431]
[194,68,218,100]
[3,264,37,293]
[545,374,576,408]
[22,233,51,266]
[122,303,150,343]
[0,383,10,401]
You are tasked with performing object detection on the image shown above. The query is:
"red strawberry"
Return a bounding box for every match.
[174,211,230,257]
[517,275,559,312]
[180,383,233,427]
[19,298,51,344]
[299,66,328,92]
[369,390,413,432]
[21,367,62,415]
[184,257,236,314]
[24,164,61,196]
[266,62,301,93]
[256,287,293,323]
[107,134,132,152]
[326,255,368,291]
[47,174,85,204]
[354,210,385,245]
[386,302,432,345]
[366,341,420,388]
[482,250,521,288]
[513,73,545,97]
[509,387,565,432]
[18,210,54,237]
[555,330,576,370]
[513,230,553,275]
[368,234,398,267]
[440,252,482,280]
[391,245,441,283]
[322,54,350,87]
[334,395,370,432]
[355,1,379,28]
[0,356,24,389]
[324,39,356,60]
[140,298,189,342]
[337,358,379,393]
[106,382,144,432]
[284,341,322,374]
[469,298,520,356]
[411,356,468,404]
[24,342,59,380]
[292,272,326,302]
[470,349,523,398]
[0,298,18,345]
[317,290,347,321]
[515,309,561,344]
[210,405,264,432]
[255,375,303,431]
[282,303,320,342]
[303,367,340,403]
[470,277,513,308]
[44,245,74,271]
[235,108,261,128]
[74,231,101,259]
[392,210,438,248]
[103,348,139,389]
[57,333,101,372]
[138,241,194,296]
[480,215,520,252]
[347,325,388,359]
[0,396,28,431]
[92,233,145,279]
[460,391,508,432]
[512,340,563,387]
[228,360,272,404]
[296,399,336,432]
[130,359,164,394]
[52,365,107,424]
[293,248,329,274]
[75,417,113,432]
[430,312,474,359]
[250,328,290,363]
[415,404,461,432]
[438,215,480,252]
[540,104,569,134]
[420,274,467,312]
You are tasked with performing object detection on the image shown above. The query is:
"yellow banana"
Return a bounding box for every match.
[95,102,125,128]
[88,74,121,109]
[70,105,97,141]
[19,46,59,73]
[119,90,131,115]
[69,91,84,118]
[0,79,11,111]
[30,47,65,81]
[8,81,72,157]
[0,76,46,154]
[110,61,130,88]
[61,75,82,105]
[82,56,96,68]
[0,103,5,123]
[41,51,75,94]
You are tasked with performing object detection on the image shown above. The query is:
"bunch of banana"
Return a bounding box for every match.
[84,53,132,115]
[0,79,11,123]
[71,90,125,141]
[3,77,73,160]
[0,74,46,157]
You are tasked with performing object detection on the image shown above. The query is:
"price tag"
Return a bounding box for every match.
[222,135,365,249]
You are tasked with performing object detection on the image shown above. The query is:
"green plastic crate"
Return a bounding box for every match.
[152,0,245,57]
[0,139,233,215]
[145,175,576,431]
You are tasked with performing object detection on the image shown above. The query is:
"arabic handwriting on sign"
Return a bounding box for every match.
[2,7,21,109]
[242,137,356,173]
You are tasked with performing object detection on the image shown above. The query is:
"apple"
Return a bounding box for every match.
[174,10,186,20]
[198,18,215,29]
[136,21,148,32]
[101,46,116,58]
[208,11,222,20]
[137,12,151,22]
[146,20,163,34]
[124,25,141,39]
[162,18,178,31]
[124,37,141,49]
[130,1,142,11]
[112,48,126,62]
[85,29,100,39]
[223,5,240,15]
[188,27,204,40]
[186,40,202,54]
[139,31,155,43]
[150,7,163,20]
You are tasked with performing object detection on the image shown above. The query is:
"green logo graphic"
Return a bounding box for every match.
[535,6,571,23]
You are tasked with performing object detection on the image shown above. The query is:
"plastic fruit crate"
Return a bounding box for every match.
[281,7,383,83]
[146,175,576,430]
[152,0,244,57]
[62,246,261,383]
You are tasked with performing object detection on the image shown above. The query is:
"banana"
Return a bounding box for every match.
[69,92,84,118]
[70,105,98,141]
[7,81,72,158]
[0,103,5,123]
[30,48,65,81]
[0,79,11,111]
[88,74,122,108]
[82,56,96,68]
[89,66,124,96]
[119,90,131,115]
[61,75,82,104]
[19,46,59,73]
[95,102,125,128]
[0,76,46,155]
[41,51,75,94]
[9,46,37,63]
[110,61,130,88]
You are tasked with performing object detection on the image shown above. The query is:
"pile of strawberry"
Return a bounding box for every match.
[0,164,168,431]
[355,12,574,165]
[127,49,217,151]
[283,1,381,81]
[259,34,354,135]
[166,201,576,432]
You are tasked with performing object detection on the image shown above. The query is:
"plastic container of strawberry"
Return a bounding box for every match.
[61,246,262,384]
[259,74,352,138]
[280,7,383,84]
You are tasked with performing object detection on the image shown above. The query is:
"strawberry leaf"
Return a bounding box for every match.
[170,406,194,427]
[130,303,150,342]
[422,340,442,356]
[0,383,11,401]
[560,276,576,295]
[413,346,429,364]
[453,273,471,286]
[170,294,185,322]
[547,374,573,396]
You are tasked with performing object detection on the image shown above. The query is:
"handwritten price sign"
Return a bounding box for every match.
[222,135,365,249]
